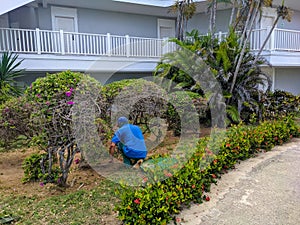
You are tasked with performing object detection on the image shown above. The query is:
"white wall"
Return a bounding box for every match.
[77,8,160,37]
[188,9,232,34]
[8,6,37,28]
[275,68,300,95]
[0,14,9,28]
[277,10,300,30]
[8,4,166,38]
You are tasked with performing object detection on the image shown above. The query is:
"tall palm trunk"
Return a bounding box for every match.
[253,16,279,64]
[209,0,217,33]
[230,0,260,95]
[229,0,236,27]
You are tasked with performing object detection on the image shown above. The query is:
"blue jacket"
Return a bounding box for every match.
[111,124,147,159]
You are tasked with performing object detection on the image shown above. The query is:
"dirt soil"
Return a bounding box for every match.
[0,128,212,223]
[0,148,101,198]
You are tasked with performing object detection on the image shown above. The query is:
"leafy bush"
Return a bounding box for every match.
[0,96,35,148]
[101,79,207,137]
[116,116,300,224]
[22,152,60,184]
[24,71,102,186]
[261,90,300,120]
[0,52,24,105]
[165,91,208,136]
[100,79,168,133]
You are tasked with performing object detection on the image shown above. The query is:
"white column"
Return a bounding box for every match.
[35,28,41,54]
[107,33,111,56]
[59,30,65,55]
[125,35,130,57]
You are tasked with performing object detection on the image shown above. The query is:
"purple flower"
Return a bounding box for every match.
[39,182,44,187]
[36,94,41,98]
[65,91,72,97]
[67,101,74,105]
[74,158,80,164]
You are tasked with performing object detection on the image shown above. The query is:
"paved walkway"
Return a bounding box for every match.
[177,138,300,225]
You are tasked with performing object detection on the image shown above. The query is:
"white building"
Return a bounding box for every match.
[0,0,299,94]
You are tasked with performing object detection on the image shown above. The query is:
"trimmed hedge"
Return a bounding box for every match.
[116,116,300,224]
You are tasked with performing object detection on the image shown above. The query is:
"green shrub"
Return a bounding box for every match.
[101,79,168,131]
[101,79,208,137]
[261,90,300,120]
[0,96,35,148]
[22,152,60,184]
[24,71,102,186]
[116,117,300,224]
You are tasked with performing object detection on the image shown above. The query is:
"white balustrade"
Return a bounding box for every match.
[1,27,300,57]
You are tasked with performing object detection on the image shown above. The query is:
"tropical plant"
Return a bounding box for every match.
[155,29,271,124]
[0,52,24,104]
[170,0,196,40]
[25,71,102,186]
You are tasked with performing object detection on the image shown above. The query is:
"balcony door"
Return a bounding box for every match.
[157,19,175,39]
[51,6,78,53]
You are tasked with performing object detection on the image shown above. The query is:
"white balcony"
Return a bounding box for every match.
[0,27,300,72]
[0,28,176,57]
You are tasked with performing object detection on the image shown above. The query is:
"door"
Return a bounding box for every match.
[157,19,175,39]
[157,19,175,54]
[51,6,78,53]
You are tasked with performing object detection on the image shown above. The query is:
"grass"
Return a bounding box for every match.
[0,179,121,224]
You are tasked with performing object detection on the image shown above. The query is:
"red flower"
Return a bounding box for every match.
[205,196,210,201]
[191,184,196,189]
[225,143,231,147]
[211,174,217,179]
[134,198,141,204]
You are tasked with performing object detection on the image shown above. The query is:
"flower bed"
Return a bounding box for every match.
[116,116,300,225]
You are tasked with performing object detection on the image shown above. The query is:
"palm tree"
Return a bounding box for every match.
[0,52,24,104]
[170,0,196,40]
[229,0,274,95]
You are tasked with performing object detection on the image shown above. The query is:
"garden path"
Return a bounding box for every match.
[176,138,300,225]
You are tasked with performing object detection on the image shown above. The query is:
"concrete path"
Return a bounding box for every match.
[177,138,300,225]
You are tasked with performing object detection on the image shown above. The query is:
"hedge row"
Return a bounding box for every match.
[116,116,300,225]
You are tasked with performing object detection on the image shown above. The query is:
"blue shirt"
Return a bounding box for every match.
[111,124,147,159]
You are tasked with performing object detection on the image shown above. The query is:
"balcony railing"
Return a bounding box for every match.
[214,27,300,52]
[0,28,176,57]
[0,27,300,57]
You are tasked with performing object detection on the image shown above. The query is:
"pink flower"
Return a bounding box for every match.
[39,182,44,187]
[65,91,72,97]
[67,101,74,105]
[134,198,141,204]
[36,94,41,98]
[74,158,80,164]
[165,172,172,177]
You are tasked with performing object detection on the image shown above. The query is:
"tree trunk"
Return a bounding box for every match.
[238,0,255,48]
[230,0,260,95]
[229,0,236,28]
[253,16,279,64]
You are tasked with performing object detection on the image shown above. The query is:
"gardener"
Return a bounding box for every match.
[109,117,147,166]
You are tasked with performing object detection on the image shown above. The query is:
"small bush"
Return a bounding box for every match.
[0,96,35,148]
[116,116,300,224]
[22,152,60,184]
[261,90,300,120]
